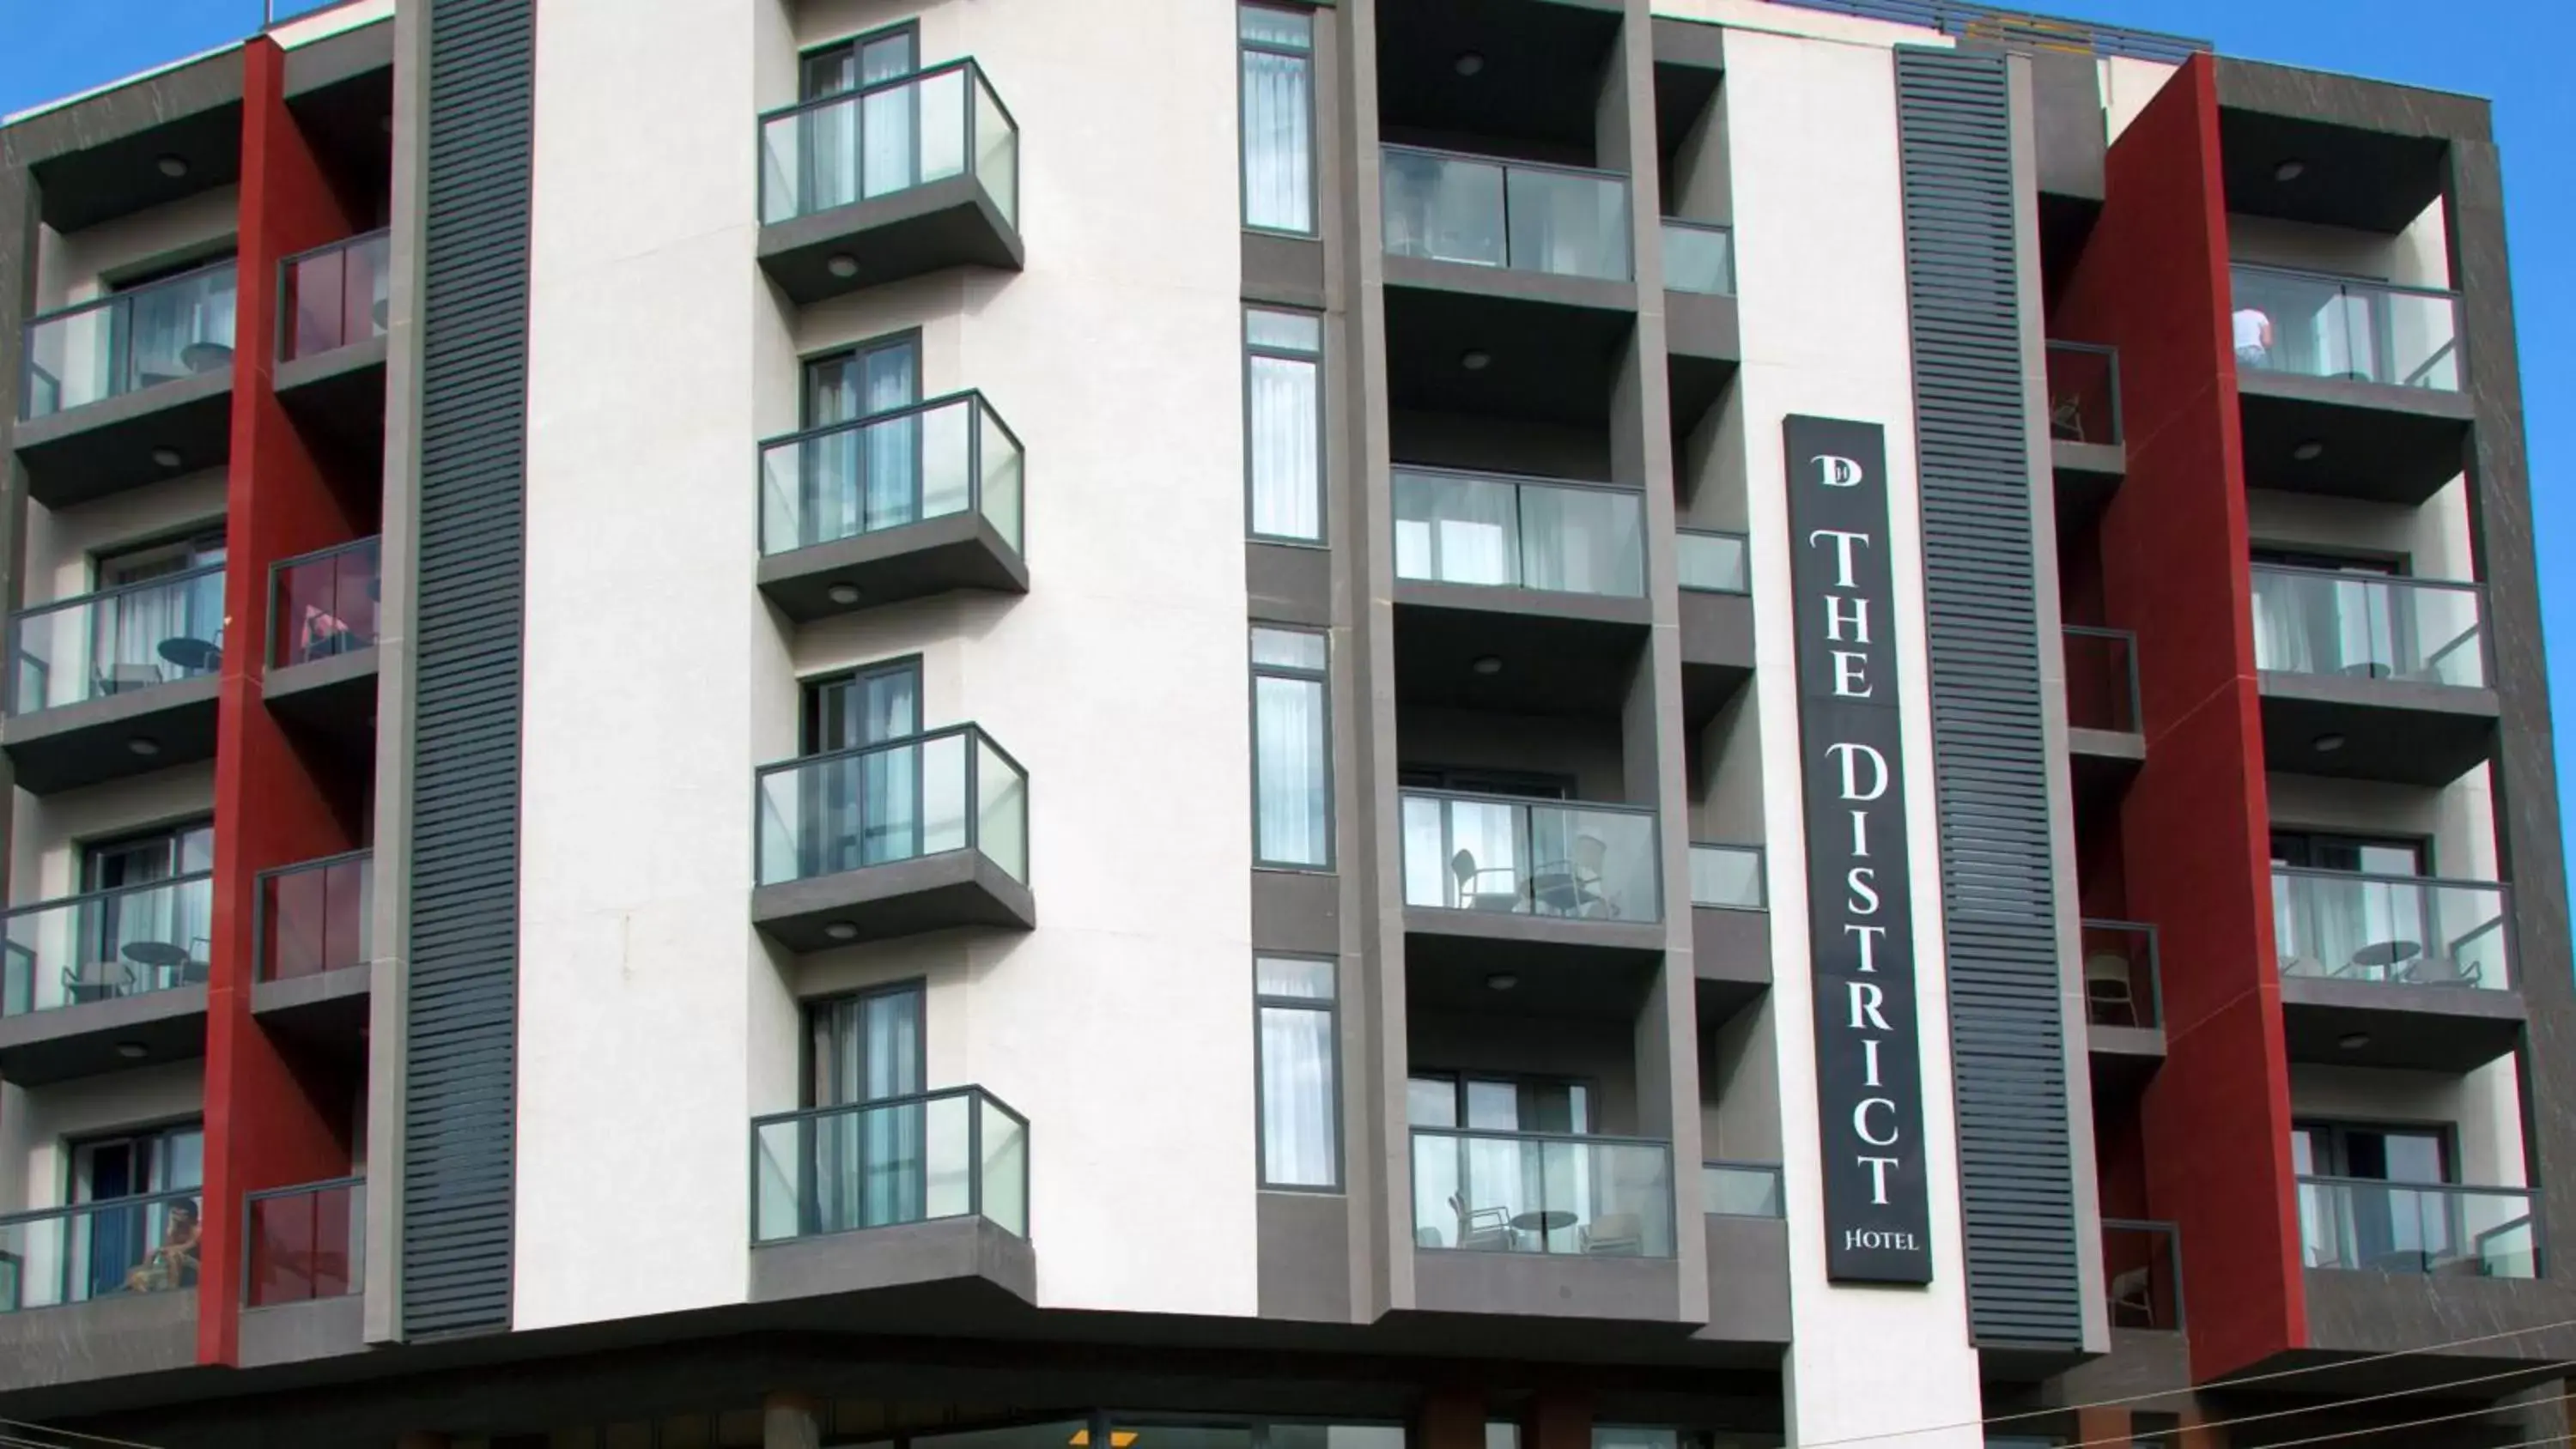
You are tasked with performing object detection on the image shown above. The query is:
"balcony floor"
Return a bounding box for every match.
[2257,673,2496,786]
[757,177,1023,306]
[0,1286,197,1397]
[750,1216,1033,1307]
[758,513,1028,622]
[0,984,207,1088]
[3,676,220,796]
[2279,973,2524,1073]
[14,368,233,510]
[2237,372,2474,505]
[752,851,1034,953]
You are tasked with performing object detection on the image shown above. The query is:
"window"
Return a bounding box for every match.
[80,821,215,994]
[796,335,927,546]
[791,25,922,213]
[795,660,925,878]
[1238,5,1315,234]
[1245,308,1323,542]
[802,658,921,755]
[809,982,925,1107]
[1255,955,1340,1189]
[800,24,916,101]
[1251,626,1331,868]
[2269,831,2426,876]
[801,984,928,1230]
[66,1121,204,1301]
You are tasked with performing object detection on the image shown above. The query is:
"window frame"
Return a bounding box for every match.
[2269,828,2433,876]
[1253,952,1343,1191]
[796,19,921,102]
[1236,3,1319,238]
[800,978,929,1110]
[798,654,925,756]
[1242,306,1327,545]
[799,328,925,430]
[1249,623,1334,870]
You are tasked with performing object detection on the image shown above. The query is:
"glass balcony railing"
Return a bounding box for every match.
[2298,1178,2537,1277]
[756,724,1029,890]
[758,60,1019,228]
[1703,1161,1783,1218]
[2103,1219,2184,1329]
[1412,1128,1674,1257]
[1391,468,1643,598]
[2272,867,2511,990]
[1382,145,1631,282]
[1400,790,1660,923]
[0,1191,204,1312]
[21,259,239,421]
[1662,219,1735,296]
[2063,626,2141,733]
[2,876,213,1017]
[1688,843,1765,911]
[269,537,381,668]
[2249,564,2486,689]
[256,852,373,983]
[2045,341,2122,445]
[2231,264,2461,391]
[752,1086,1029,1244]
[245,1178,361,1307]
[758,392,1024,559]
[2081,919,2162,1029]
[279,230,390,361]
[7,564,226,718]
[1676,530,1750,594]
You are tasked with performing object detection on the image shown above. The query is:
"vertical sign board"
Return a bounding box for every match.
[1785,415,1935,1284]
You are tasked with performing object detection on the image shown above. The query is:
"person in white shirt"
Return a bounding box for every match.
[2233,306,2274,369]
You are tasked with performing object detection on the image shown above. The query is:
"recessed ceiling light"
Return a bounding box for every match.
[825,583,861,605]
[126,737,161,757]
[2312,732,2347,754]
[149,446,182,469]
[1486,972,1519,991]
[2274,159,2307,183]
[1460,349,1492,372]
[2336,1031,2371,1051]
[825,254,860,279]
[1455,52,1486,76]
[823,920,860,942]
[155,155,188,179]
[2292,440,2325,462]
[115,1041,149,1059]
[1471,655,1504,676]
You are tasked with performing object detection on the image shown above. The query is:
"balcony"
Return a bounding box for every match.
[756,60,1023,304]
[2299,1178,2537,1278]
[240,1176,363,1361]
[1659,219,1740,367]
[2063,625,2142,806]
[1379,146,1636,430]
[266,537,382,747]
[252,852,374,1057]
[15,259,238,506]
[752,724,1033,951]
[3,565,225,794]
[2249,564,2494,786]
[2273,867,2520,1072]
[749,1087,1033,1304]
[757,392,1028,621]
[0,876,211,1085]
[1410,1126,1682,1320]
[1697,1161,1791,1345]
[2104,1219,2184,1331]
[2045,341,2124,515]
[276,231,392,460]
[1688,843,1770,1011]
[1393,466,1643,617]
[1400,790,1662,978]
[2082,919,2163,1094]
[1678,530,1754,726]
[2229,264,2470,504]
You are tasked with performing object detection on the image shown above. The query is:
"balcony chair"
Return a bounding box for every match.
[1581,1211,1643,1257]
[93,663,165,697]
[2109,1266,2155,1327]
[1449,850,1523,912]
[1448,1194,1513,1252]
[63,959,136,1006]
[2082,955,2137,1028]
[2404,955,2479,989]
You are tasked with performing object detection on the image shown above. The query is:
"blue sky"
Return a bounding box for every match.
[3,0,2572,815]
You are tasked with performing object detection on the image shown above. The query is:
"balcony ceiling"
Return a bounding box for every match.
[2219,107,2448,234]
[1377,0,1623,161]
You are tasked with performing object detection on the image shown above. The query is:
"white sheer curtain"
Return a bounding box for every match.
[1247,351,1320,541]
[1256,956,1336,1188]
[1254,673,1328,865]
[1238,8,1314,233]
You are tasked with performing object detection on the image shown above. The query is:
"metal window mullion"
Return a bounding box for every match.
[968,1085,984,1222]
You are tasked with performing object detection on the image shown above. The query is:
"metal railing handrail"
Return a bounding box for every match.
[269,535,382,575]
[0,1186,202,1231]
[755,55,1012,128]
[756,388,1019,454]
[2229,259,2461,303]
[2046,338,2118,358]
[244,1173,365,1204]
[1662,216,1733,234]
[9,561,225,622]
[1,870,214,921]
[2271,863,2511,894]
[754,720,1027,783]
[2247,560,2483,595]
[275,226,392,272]
[2063,622,2137,640]
[1389,460,1640,498]
[255,849,373,884]
[750,1082,1030,1132]
[22,257,238,330]
[2297,1173,2533,1201]
[1400,785,1656,820]
[1381,141,1631,187]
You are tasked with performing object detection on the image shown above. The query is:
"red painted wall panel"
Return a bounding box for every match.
[2055,55,2303,1379]
[198,36,368,1367]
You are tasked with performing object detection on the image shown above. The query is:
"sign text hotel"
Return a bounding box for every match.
[1784,415,1935,1285]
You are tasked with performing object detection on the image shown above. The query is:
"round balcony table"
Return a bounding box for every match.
[1511,1210,1576,1237]
[157,637,221,675]
[180,342,233,373]
[122,941,192,989]
[2349,939,2421,979]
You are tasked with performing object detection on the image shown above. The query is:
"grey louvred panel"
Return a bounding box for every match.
[403,0,534,1341]
[1892,47,2085,1349]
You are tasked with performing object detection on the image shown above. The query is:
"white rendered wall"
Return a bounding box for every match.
[32,188,240,312]
[1716,27,1981,1449]
[515,0,1256,1327]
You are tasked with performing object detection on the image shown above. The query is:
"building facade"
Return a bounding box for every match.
[0,0,2563,1445]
